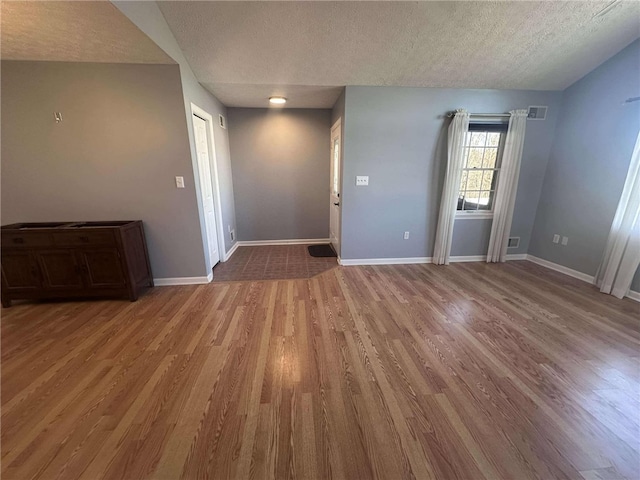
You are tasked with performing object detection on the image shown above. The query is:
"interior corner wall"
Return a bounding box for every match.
[529,39,640,292]
[227,108,332,241]
[1,61,205,279]
[340,85,562,261]
[112,0,237,267]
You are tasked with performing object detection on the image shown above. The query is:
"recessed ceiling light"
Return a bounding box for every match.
[269,96,287,105]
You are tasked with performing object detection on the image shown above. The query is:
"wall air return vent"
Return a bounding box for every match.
[527,106,547,120]
[508,237,520,248]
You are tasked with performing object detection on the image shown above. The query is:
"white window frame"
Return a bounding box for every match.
[456,127,506,220]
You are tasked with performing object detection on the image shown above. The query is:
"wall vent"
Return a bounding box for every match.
[218,114,227,129]
[527,106,547,120]
[508,237,520,248]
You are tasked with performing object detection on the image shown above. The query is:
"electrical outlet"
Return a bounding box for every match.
[230,230,235,241]
[561,236,568,246]
[175,176,185,189]
[356,176,369,186]
[403,231,410,240]
[552,234,560,244]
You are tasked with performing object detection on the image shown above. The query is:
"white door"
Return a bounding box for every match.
[193,114,221,268]
[329,119,342,255]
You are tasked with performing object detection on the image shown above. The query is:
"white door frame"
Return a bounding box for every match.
[190,103,227,266]
[329,118,342,256]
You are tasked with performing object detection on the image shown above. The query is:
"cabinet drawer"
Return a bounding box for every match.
[1,233,53,248]
[53,230,116,247]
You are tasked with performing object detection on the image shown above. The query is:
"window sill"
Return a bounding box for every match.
[455,212,494,220]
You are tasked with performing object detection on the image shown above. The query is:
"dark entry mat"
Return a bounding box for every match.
[308,244,337,258]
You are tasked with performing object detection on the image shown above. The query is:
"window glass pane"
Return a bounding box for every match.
[462,147,470,167]
[462,191,480,210]
[477,191,492,210]
[467,148,484,168]
[481,171,495,191]
[464,132,472,147]
[482,148,497,168]
[467,171,482,190]
[460,170,468,191]
[470,132,486,146]
[487,132,501,147]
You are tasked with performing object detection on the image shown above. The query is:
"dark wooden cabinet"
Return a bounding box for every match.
[78,248,127,289]
[36,250,85,290]
[1,221,153,307]
[1,251,41,293]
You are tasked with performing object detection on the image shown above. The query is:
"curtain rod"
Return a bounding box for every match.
[446,112,511,118]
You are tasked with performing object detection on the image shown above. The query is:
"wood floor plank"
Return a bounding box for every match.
[1,259,639,479]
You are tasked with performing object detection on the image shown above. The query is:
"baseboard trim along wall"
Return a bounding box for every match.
[338,253,638,301]
[339,254,527,266]
[153,252,639,300]
[237,238,330,246]
[526,255,639,302]
[525,255,595,283]
[225,241,240,260]
[339,257,432,266]
[224,238,328,261]
[154,273,213,286]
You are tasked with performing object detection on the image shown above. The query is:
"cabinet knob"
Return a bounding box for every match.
[12,237,25,244]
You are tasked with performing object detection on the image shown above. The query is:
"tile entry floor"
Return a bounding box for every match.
[212,244,338,281]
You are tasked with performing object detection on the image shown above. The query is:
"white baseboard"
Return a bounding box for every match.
[449,255,486,263]
[237,238,330,247]
[339,253,527,266]
[526,255,639,302]
[339,257,432,266]
[525,255,595,283]
[224,241,240,261]
[154,273,212,286]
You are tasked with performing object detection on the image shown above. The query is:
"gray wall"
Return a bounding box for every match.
[340,85,562,260]
[227,108,331,241]
[113,1,237,268]
[1,61,205,279]
[529,39,640,291]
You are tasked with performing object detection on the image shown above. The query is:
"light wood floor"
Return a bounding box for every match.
[2,261,639,480]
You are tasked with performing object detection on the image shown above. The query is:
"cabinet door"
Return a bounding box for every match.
[78,248,126,289]
[36,250,84,290]
[1,251,41,292]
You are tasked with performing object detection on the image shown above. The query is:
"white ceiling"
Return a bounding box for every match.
[1,1,174,64]
[158,1,640,108]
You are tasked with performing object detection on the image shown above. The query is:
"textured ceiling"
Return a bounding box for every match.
[1,1,174,64]
[158,1,640,108]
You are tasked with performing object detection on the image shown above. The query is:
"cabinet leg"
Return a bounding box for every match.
[2,297,12,308]
[128,290,138,302]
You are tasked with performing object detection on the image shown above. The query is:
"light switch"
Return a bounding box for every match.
[175,176,185,188]
[356,176,369,186]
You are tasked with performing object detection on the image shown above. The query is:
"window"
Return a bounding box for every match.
[457,124,507,216]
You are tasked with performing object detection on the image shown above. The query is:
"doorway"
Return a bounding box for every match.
[329,118,342,256]
[191,104,226,272]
